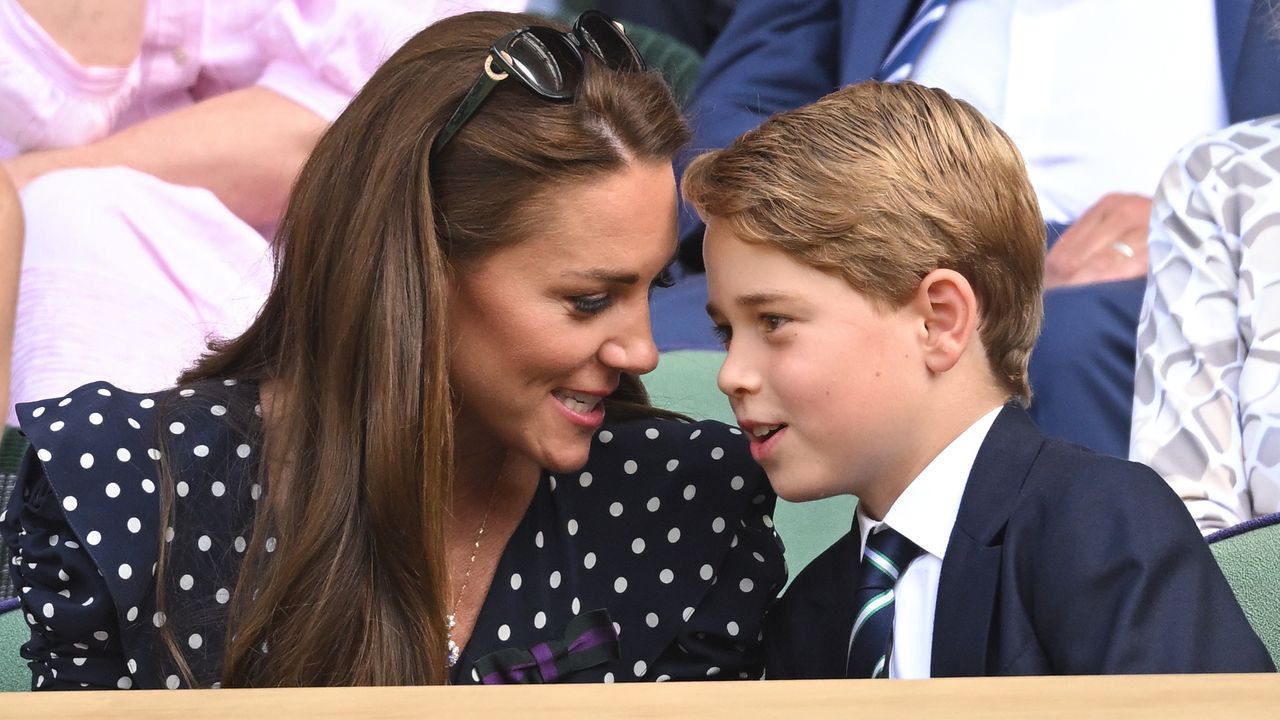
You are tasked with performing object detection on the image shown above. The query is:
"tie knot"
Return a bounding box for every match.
[859,526,922,591]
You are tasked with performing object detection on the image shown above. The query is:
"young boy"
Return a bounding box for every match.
[683,80,1274,678]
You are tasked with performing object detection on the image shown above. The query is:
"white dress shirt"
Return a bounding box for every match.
[856,405,1003,679]
[911,0,1226,224]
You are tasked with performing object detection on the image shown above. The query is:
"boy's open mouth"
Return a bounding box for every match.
[750,424,787,441]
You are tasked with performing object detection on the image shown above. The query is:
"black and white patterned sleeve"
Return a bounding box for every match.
[2,450,130,689]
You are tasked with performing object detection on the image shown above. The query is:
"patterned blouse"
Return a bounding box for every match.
[1131,115,1280,533]
[3,380,785,689]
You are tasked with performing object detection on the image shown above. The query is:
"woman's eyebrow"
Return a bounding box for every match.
[563,269,642,284]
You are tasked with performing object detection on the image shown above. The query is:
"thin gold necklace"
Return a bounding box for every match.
[446,479,500,668]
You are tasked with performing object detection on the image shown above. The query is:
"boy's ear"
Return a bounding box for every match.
[912,269,979,375]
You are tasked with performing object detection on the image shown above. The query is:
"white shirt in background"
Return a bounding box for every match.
[911,0,1226,224]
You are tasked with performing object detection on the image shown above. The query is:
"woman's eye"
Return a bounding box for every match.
[647,268,676,299]
[570,294,612,315]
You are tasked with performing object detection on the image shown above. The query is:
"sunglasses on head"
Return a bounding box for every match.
[431,10,648,156]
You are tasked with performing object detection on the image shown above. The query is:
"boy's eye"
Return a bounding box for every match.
[570,293,612,315]
[712,323,732,347]
[761,314,789,332]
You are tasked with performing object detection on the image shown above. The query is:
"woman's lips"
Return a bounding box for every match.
[553,389,606,428]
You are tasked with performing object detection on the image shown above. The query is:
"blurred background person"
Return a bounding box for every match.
[1132,115,1280,534]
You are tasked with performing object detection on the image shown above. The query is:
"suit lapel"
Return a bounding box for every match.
[800,528,868,676]
[839,0,920,84]
[931,405,1044,677]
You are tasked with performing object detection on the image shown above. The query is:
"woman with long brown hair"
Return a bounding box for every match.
[2,10,783,689]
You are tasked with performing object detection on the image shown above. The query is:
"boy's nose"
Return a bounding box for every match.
[716,346,759,398]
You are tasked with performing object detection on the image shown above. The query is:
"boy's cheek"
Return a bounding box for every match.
[760,448,839,502]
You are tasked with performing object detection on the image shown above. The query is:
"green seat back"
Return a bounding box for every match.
[1,427,29,691]
[0,604,28,692]
[1209,516,1280,666]
[645,351,855,584]
[0,427,26,477]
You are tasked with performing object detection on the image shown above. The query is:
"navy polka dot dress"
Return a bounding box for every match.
[2,380,786,689]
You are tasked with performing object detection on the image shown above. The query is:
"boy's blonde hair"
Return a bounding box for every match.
[683,80,1045,402]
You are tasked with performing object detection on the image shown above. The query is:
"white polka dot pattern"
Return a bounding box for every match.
[5,381,265,688]
[6,383,785,688]
[453,418,786,684]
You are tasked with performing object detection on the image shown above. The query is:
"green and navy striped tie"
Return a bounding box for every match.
[845,526,923,678]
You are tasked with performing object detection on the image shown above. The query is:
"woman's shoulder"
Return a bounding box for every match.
[16,379,259,489]
[572,416,770,511]
[581,417,762,488]
[17,381,168,493]
[13,378,263,570]
[1193,115,1280,154]
[1166,115,1280,192]
[554,416,777,567]
[494,417,783,683]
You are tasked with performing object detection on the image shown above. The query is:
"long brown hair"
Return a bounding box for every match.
[154,11,688,687]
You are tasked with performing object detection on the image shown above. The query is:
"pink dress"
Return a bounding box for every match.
[1,0,526,422]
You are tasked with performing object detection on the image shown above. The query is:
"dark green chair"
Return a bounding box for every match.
[0,599,26,692]
[645,351,856,584]
[1209,513,1280,666]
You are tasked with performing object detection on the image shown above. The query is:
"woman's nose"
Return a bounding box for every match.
[599,304,660,375]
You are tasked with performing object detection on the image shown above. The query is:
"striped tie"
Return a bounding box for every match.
[845,525,923,678]
[875,0,954,83]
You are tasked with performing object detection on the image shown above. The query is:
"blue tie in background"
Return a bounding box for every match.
[845,526,923,678]
[875,0,955,83]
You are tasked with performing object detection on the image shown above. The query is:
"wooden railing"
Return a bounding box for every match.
[6,674,1280,719]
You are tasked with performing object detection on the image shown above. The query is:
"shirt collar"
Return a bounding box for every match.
[857,405,1004,560]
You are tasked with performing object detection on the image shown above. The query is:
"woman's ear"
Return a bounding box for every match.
[913,269,979,375]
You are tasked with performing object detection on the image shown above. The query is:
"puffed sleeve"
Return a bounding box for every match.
[0,0,140,152]
[653,475,785,680]
[251,0,530,123]
[2,451,130,689]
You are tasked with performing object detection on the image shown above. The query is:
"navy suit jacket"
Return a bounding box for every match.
[764,406,1275,677]
[678,0,1280,266]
